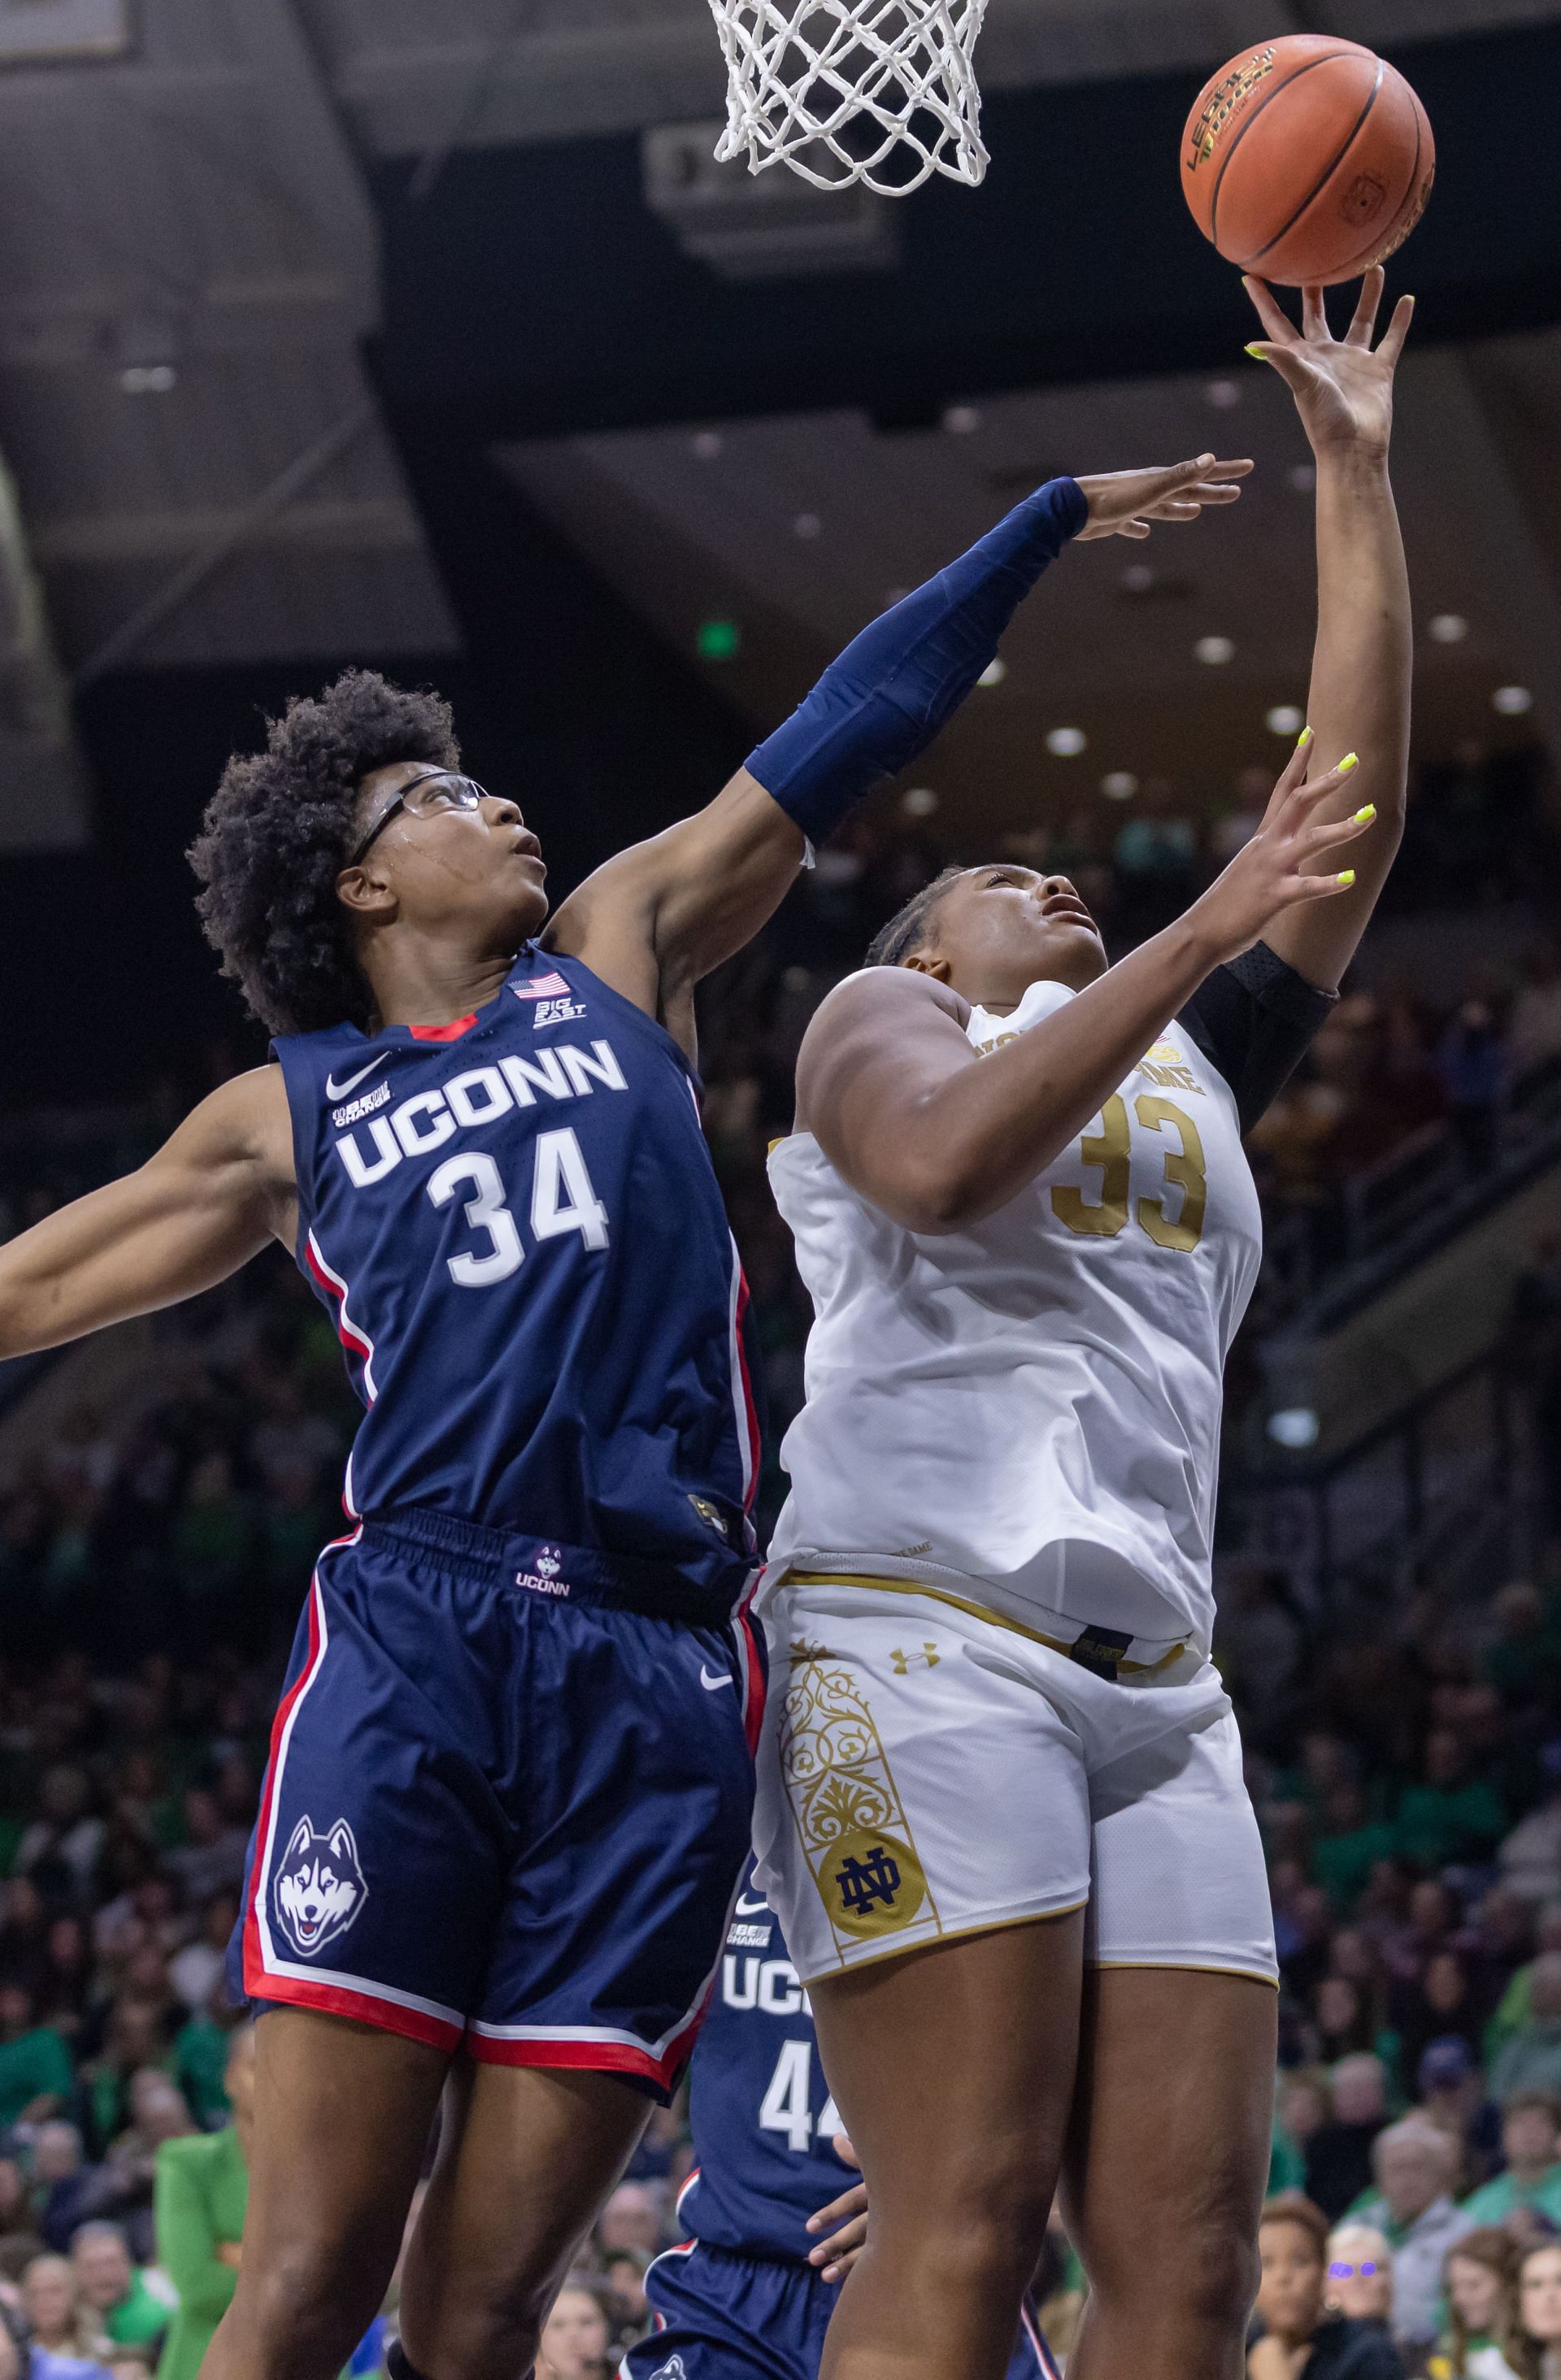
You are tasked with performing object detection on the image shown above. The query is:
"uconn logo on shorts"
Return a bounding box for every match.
[272,1817,367,1958]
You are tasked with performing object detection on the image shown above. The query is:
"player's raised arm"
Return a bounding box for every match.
[548,457,1253,1004]
[1242,266,1413,990]
[0,1068,294,1359]
[798,743,1369,1234]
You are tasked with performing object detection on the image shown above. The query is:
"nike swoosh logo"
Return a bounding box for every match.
[734,1893,770,1917]
[699,1666,735,1691]
[326,1055,389,1101]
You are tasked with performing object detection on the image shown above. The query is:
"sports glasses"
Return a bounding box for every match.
[347,769,488,868]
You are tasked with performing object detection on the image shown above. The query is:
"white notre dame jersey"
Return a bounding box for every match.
[765,976,1264,1653]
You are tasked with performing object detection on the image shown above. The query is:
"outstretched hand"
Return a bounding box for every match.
[1191,728,1378,964]
[1243,267,1413,459]
[1074,454,1253,542]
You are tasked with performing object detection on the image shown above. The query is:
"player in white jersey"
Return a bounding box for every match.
[754,271,1415,2380]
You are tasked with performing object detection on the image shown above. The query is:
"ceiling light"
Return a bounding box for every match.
[119,364,176,395]
[1267,1407,1320,1450]
[793,512,822,540]
[942,403,981,435]
[1120,563,1155,594]
[691,430,724,459]
[978,658,1007,688]
[1195,635,1235,665]
[1206,379,1241,409]
[695,619,740,661]
[1267,704,1306,737]
[902,786,939,817]
[1046,727,1086,757]
[1101,771,1137,801]
[1493,685,1533,716]
[1428,613,1468,644]
[1288,463,1315,493]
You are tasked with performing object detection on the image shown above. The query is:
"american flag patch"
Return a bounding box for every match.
[512,972,572,1001]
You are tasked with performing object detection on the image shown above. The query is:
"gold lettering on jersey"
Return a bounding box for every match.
[779,1648,937,1947]
[1140,1060,1203,1095]
[975,1032,1020,1057]
[1135,1095,1207,1252]
[1052,1094,1209,1253]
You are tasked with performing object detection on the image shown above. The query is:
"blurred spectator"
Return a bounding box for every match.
[1432,2229,1525,2380]
[1309,2057,1392,2221]
[1111,780,1200,942]
[19,2256,110,2362]
[150,2025,251,2380]
[596,2185,663,2260]
[1462,2093,1561,2229]
[537,2278,613,2380]
[1212,767,1270,864]
[1325,2223,1395,2327]
[1352,2120,1475,2353]
[1508,947,1561,1079]
[67,2229,170,2359]
[163,1797,246,1909]
[0,1987,71,2130]
[1500,1766,1561,1909]
[14,1771,103,1900]
[1249,2193,1403,2379]
[1489,1959,1561,2103]
[1435,1002,1507,1175]
[31,2125,91,2257]
[1519,2241,1561,2380]
[1395,1733,1507,1876]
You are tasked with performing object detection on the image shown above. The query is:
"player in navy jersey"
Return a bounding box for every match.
[0,453,1245,2380]
[623,1856,1057,2380]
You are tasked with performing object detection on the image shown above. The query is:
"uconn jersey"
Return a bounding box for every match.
[230,948,764,2091]
[275,946,759,1612]
[623,1860,1056,2380]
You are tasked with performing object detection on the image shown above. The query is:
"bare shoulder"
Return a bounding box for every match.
[165,1064,294,1184]
[796,968,970,1129]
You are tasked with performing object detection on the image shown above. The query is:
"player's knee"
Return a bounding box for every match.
[237,2242,384,2373]
[1089,2204,1259,2337]
[892,2161,1054,2304]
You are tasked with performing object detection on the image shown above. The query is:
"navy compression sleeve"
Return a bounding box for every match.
[746,475,1089,846]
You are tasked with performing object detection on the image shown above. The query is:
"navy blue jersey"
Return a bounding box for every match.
[678,1859,850,2259]
[275,946,760,1618]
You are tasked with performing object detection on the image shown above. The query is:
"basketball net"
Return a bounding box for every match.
[707,0,989,195]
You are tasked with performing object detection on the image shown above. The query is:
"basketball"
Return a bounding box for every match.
[1181,35,1434,285]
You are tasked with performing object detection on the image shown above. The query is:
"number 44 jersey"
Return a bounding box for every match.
[275,946,760,1616]
[766,972,1265,1653]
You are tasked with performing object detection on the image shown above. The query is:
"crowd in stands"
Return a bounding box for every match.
[0,740,1555,2372]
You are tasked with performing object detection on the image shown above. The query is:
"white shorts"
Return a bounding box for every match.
[751,1573,1277,1989]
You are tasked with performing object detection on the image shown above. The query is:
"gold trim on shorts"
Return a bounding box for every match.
[785,1570,1191,1677]
[798,1895,1090,1988]
[1089,1959,1280,1989]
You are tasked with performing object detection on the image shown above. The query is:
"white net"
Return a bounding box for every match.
[708,0,989,196]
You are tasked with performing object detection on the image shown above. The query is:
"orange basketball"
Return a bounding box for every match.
[1181,35,1434,286]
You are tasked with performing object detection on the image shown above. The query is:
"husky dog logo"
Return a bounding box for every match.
[650,2360,689,2380]
[273,1817,367,1958]
[536,1546,562,1578]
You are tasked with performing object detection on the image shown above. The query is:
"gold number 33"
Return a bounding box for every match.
[1050,1094,1207,1253]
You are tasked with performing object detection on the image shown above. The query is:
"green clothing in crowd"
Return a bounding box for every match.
[1314,1820,1398,1912]
[174,2016,233,2128]
[1460,2162,1561,2229]
[154,2125,248,2380]
[1393,1777,1507,1872]
[0,2022,73,2127]
[1489,2022,1561,2106]
[106,2267,178,2347]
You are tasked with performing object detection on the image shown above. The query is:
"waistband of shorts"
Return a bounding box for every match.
[777,1567,1193,1681]
[672,2236,823,2275]
[359,1506,750,1628]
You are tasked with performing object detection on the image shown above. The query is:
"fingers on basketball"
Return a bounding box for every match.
[1241,276,1298,344]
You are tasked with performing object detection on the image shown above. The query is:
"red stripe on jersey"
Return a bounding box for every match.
[407,1015,477,1041]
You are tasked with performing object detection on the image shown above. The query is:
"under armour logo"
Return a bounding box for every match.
[836,1844,902,1918]
[890,1642,941,1675]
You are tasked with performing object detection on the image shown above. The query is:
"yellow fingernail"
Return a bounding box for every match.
[1297,725,1312,748]
[1353,803,1376,824]
[1337,869,1356,888]
[1339,751,1359,772]
[1244,343,1266,359]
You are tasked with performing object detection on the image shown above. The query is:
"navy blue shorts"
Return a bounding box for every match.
[624,2241,1057,2380]
[229,1512,764,2098]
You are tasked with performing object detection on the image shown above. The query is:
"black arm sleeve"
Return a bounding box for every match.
[1176,941,1338,1135]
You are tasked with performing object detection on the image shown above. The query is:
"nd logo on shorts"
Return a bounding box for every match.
[780,1639,936,1951]
[272,1816,367,1959]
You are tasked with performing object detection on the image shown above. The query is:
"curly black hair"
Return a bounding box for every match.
[189,668,460,1037]
[863,865,967,968]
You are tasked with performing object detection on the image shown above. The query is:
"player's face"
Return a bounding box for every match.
[342,759,550,945]
[918,864,1107,1004]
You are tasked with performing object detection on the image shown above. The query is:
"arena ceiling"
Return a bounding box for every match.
[0,0,1557,850]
